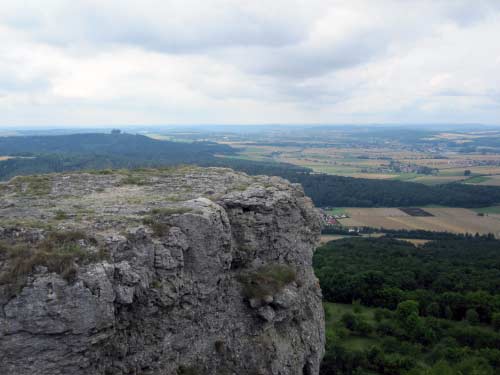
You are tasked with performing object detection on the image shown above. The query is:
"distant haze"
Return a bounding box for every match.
[1,0,500,127]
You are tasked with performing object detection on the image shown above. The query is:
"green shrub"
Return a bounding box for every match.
[341,312,358,330]
[118,175,148,186]
[238,264,296,300]
[353,299,362,314]
[465,309,480,325]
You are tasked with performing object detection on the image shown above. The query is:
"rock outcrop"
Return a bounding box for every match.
[0,167,324,375]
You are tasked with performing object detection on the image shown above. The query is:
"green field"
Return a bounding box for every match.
[390,173,419,181]
[463,175,491,184]
[324,208,348,215]
[473,206,500,214]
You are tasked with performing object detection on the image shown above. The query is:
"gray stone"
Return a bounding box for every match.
[258,305,276,322]
[0,167,324,375]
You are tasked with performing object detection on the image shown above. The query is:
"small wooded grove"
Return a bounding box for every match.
[314,236,500,374]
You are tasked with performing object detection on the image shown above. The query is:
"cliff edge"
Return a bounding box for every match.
[0,167,324,375]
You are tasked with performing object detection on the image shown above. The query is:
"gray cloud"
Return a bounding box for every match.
[1,0,309,51]
[441,0,500,27]
[0,0,499,126]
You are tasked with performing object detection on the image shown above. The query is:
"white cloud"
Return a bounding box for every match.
[0,0,499,126]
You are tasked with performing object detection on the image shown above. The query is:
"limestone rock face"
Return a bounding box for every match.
[0,167,324,375]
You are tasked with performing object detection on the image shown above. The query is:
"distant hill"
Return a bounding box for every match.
[0,133,235,180]
[0,132,232,157]
[2,132,500,208]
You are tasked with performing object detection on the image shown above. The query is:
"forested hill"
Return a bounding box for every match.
[2,132,500,207]
[0,133,232,156]
[0,133,235,180]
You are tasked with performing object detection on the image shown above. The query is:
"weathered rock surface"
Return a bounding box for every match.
[0,167,324,375]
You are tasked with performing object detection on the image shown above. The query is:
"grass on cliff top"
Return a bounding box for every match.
[84,165,198,176]
[8,175,53,196]
[116,166,201,186]
[238,264,296,300]
[142,206,194,236]
[0,230,108,291]
[150,207,193,215]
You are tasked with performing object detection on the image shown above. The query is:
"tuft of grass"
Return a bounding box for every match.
[54,210,68,220]
[163,195,184,202]
[142,217,171,237]
[232,183,249,192]
[238,264,296,301]
[0,230,107,293]
[93,169,114,175]
[151,280,162,289]
[150,207,192,215]
[118,175,149,186]
[142,206,193,236]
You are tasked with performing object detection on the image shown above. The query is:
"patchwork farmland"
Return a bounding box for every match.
[335,207,500,237]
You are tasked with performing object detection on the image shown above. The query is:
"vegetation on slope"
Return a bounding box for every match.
[314,237,500,374]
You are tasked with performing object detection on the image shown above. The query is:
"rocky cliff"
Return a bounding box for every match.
[0,167,324,375]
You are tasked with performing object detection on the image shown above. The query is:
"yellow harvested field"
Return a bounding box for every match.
[338,207,500,237]
[424,207,475,216]
[338,218,368,227]
[319,235,345,244]
[345,208,409,217]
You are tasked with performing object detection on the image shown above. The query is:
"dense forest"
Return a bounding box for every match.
[283,172,500,208]
[2,132,500,207]
[314,237,500,374]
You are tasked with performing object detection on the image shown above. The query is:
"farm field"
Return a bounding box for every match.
[473,206,500,214]
[410,175,468,185]
[467,174,500,186]
[337,207,500,236]
[319,233,385,244]
[319,234,346,244]
[221,140,500,184]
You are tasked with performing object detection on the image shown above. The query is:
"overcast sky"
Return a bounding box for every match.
[1,0,499,127]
